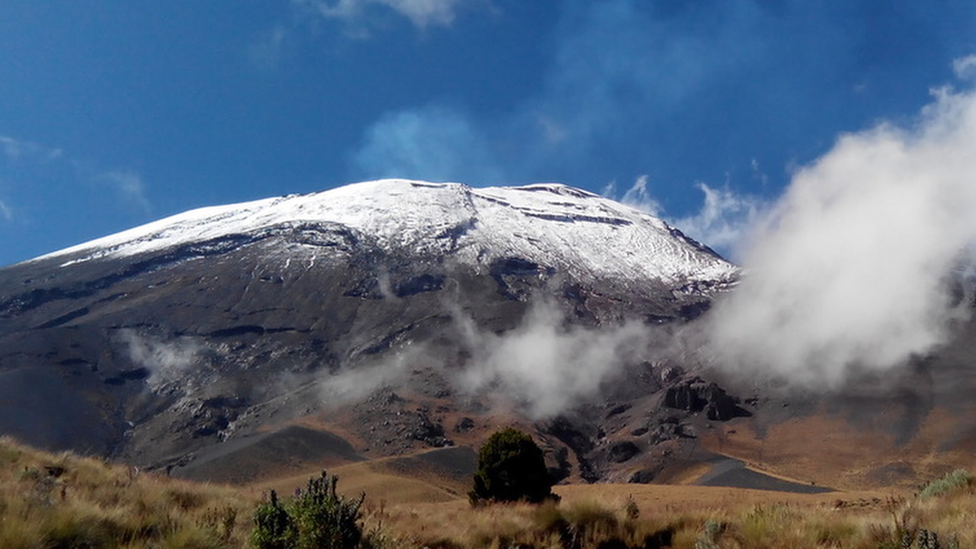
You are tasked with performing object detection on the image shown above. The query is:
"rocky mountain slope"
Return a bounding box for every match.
[0,180,740,482]
[1,179,974,492]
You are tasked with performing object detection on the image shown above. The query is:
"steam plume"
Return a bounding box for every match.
[708,85,976,385]
[121,330,205,390]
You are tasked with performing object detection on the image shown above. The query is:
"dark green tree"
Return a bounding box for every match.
[470,427,555,504]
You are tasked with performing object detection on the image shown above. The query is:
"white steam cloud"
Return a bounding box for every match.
[319,298,656,419]
[121,331,206,390]
[320,341,425,403]
[708,84,976,385]
[454,300,650,418]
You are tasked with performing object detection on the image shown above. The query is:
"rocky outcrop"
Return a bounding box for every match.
[664,377,749,421]
[608,441,640,463]
[543,416,601,482]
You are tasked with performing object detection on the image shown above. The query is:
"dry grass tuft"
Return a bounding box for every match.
[0,436,258,549]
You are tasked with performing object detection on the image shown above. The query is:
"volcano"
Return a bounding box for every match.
[1,179,973,493]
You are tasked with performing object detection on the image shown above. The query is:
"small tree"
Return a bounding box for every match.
[470,427,555,504]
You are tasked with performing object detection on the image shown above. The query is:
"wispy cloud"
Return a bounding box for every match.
[0,135,62,162]
[707,82,976,386]
[602,176,765,259]
[120,330,207,392]
[96,170,151,213]
[0,133,151,215]
[602,175,662,217]
[296,0,466,29]
[0,199,12,221]
[349,1,976,220]
[454,299,651,418]
[671,183,766,259]
[352,104,504,183]
[250,0,472,70]
[320,298,660,419]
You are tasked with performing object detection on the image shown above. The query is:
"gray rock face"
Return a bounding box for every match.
[663,377,749,421]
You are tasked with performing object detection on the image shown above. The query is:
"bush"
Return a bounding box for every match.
[919,469,974,499]
[470,428,555,504]
[251,470,364,549]
[252,490,294,549]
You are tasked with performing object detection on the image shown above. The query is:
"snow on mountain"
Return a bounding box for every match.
[38,179,737,287]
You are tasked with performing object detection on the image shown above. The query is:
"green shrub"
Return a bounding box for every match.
[251,490,294,549]
[292,472,364,549]
[470,428,555,504]
[919,469,974,499]
[251,470,364,549]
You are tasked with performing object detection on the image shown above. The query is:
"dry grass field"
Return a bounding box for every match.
[0,436,260,549]
[3,435,976,549]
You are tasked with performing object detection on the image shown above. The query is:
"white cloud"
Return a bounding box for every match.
[0,136,23,159]
[707,84,976,386]
[602,176,763,258]
[353,104,503,183]
[621,175,662,216]
[0,134,150,220]
[601,176,661,216]
[0,135,62,162]
[297,0,465,29]
[671,183,766,258]
[96,170,151,212]
[120,330,206,391]
[455,299,650,418]
[318,298,661,419]
[952,54,976,81]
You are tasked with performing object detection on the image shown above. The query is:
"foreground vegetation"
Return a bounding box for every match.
[2,436,976,548]
[0,437,256,548]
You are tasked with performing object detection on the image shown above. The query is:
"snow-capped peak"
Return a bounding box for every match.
[38,179,737,286]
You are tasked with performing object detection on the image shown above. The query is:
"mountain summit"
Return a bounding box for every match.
[0,179,741,484]
[39,179,737,289]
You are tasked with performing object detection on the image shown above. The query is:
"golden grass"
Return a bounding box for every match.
[705,408,976,492]
[350,481,976,549]
[258,460,461,505]
[0,436,259,549]
[5,434,976,549]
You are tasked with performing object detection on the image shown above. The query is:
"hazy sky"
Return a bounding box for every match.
[1,1,975,267]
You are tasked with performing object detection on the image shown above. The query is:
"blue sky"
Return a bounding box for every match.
[1,0,975,267]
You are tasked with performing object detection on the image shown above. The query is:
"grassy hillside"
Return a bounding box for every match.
[0,436,257,548]
[3,435,976,548]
